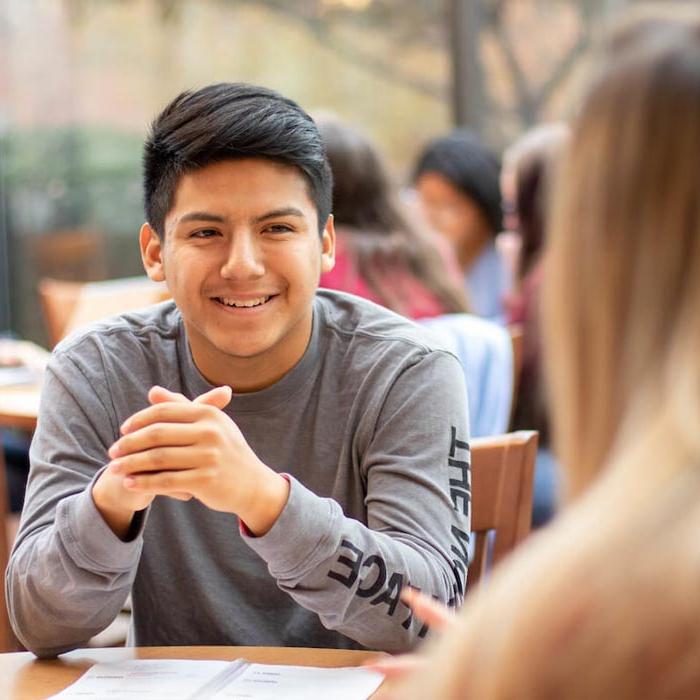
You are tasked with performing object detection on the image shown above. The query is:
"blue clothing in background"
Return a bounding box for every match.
[465,241,509,323]
[420,313,513,438]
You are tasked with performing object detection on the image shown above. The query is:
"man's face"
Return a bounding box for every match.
[140,158,335,390]
[415,171,487,253]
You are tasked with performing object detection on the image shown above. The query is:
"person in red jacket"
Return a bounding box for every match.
[318,116,468,320]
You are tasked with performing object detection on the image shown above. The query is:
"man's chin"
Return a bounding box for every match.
[213,342,272,361]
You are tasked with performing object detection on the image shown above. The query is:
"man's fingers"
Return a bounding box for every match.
[148,384,232,409]
[122,386,231,434]
[109,446,210,475]
[109,423,201,459]
[121,402,211,435]
[400,588,453,629]
[193,385,233,409]
[362,654,426,680]
[122,467,209,494]
[148,385,190,404]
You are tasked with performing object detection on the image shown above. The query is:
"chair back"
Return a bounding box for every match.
[29,228,108,282]
[39,276,170,347]
[468,430,538,589]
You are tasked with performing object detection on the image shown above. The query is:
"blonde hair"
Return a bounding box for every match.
[544,9,700,497]
[390,8,700,699]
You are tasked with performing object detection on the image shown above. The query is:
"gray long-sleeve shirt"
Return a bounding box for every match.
[7,290,471,657]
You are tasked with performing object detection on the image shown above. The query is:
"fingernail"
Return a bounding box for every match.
[123,476,136,488]
[120,420,130,434]
[109,460,122,475]
[108,445,120,458]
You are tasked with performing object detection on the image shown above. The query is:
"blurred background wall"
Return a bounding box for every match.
[0,0,633,342]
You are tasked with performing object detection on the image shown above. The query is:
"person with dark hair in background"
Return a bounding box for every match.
[318,117,514,439]
[413,130,508,321]
[7,83,469,658]
[317,116,469,319]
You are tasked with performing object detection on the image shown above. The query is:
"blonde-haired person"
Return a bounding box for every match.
[376,7,700,699]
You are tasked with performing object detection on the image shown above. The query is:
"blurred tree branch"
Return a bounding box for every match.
[237,0,447,99]
[62,0,613,136]
[488,1,595,125]
[236,0,598,131]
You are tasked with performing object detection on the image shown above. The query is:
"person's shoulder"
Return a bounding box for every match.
[315,289,455,359]
[52,300,181,362]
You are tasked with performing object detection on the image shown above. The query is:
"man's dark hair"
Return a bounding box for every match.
[143,83,333,236]
[413,129,503,236]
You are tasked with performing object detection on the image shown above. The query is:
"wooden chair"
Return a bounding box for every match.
[29,228,108,283]
[0,447,19,652]
[39,276,170,347]
[468,430,538,589]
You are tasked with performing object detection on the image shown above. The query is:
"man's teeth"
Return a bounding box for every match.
[219,296,270,308]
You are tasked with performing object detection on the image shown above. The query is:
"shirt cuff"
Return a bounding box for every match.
[57,470,147,572]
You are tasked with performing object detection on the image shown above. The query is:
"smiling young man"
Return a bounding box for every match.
[7,84,470,658]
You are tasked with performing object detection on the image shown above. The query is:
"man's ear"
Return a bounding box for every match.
[320,214,336,274]
[139,223,166,282]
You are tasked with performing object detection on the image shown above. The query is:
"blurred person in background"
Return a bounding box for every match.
[502,123,570,526]
[377,8,700,698]
[319,116,513,438]
[317,116,469,319]
[413,130,508,322]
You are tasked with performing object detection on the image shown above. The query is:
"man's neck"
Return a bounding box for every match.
[194,352,298,393]
[458,230,491,271]
[185,313,314,393]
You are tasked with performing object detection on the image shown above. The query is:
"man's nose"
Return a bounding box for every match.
[220,233,265,279]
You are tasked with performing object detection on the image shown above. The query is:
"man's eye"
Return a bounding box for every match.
[264,224,293,234]
[190,229,219,238]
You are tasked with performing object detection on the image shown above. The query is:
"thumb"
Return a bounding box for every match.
[193,385,233,410]
[148,385,190,405]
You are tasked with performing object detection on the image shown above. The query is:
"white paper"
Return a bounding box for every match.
[209,663,384,700]
[48,659,383,700]
[47,659,231,700]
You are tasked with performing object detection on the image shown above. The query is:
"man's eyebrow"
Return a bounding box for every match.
[177,211,227,225]
[253,207,305,224]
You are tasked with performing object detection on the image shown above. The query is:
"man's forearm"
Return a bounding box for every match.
[7,486,143,657]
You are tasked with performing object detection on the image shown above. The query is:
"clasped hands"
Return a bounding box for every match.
[92,385,289,538]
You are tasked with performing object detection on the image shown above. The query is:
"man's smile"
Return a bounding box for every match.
[211,294,279,313]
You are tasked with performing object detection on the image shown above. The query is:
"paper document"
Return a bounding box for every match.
[48,658,384,700]
[47,660,231,700]
[210,663,384,699]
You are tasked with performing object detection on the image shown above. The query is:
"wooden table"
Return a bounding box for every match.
[0,384,40,432]
[0,646,385,699]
